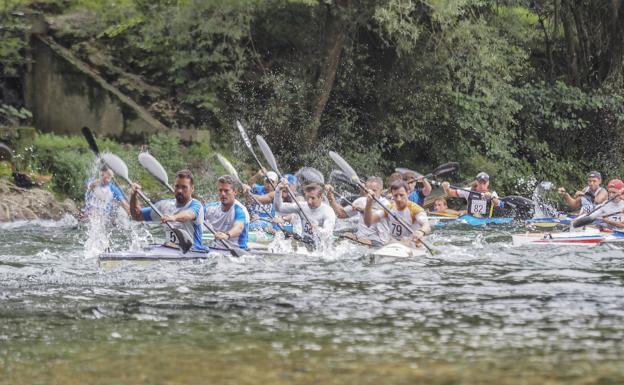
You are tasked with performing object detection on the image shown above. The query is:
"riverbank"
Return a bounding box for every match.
[0,178,76,221]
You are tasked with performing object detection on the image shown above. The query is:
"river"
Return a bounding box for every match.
[1,217,623,384]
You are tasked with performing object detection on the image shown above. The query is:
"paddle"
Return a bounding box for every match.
[572,195,620,228]
[215,154,313,245]
[101,153,193,253]
[396,162,460,180]
[81,126,129,202]
[256,135,315,232]
[329,150,434,255]
[137,152,245,257]
[236,120,266,173]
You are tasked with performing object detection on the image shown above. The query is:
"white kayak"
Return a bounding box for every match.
[512,228,605,246]
[98,244,290,268]
[371,242,427,258]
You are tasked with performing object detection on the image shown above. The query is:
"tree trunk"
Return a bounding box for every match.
[308,3,349,145]
[561,0,579,86]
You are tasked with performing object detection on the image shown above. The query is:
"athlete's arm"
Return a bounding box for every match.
[162,209,196,224]
[420,178,432,197]
[363,195,381,226]
[273,183,298,214]
[252,191,275,204]
[441,182,459,198]
[416,212,432,235]
[595,189,608,204]
[129,184,143,221]
[326,186,349,218]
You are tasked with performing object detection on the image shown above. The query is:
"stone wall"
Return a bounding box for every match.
[24,35,170,141]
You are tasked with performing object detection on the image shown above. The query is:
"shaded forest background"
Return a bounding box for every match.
[1,0,624,196]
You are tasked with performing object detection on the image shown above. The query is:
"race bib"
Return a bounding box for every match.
[165,229,179,245]
[390,222,404,238]
[303,221,314,236]
[469,199,488,215]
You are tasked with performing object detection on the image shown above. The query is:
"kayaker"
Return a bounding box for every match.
[129,170,204,250]
[363,179,431,245]
[404,171,432,206]
[270,174,300,234]
[81,165,129,219]
[429,197,467,216]
[242,171,278,230]
[274,180,336,243]
[204,175,250,250]
[588,179,624,228]
[557,171,608,213]
[441,172,501,218]
[326,176,389,246]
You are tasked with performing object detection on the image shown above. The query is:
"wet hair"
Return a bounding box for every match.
[217,175,238,189]
[389,179,409,193]
[433,197,448,206]
[303,183,323,197]
[175,169,194,185]
[100,165,110,172]
[367,176,383,189]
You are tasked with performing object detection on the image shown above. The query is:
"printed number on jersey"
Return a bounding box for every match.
[470,199,488,215]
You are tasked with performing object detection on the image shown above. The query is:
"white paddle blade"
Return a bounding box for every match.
[236,120,254,149]
[101,153,129,181]
[216,154,241,184]
[138,152,169,187]
[328,151,360,184]
[256,135,280,174]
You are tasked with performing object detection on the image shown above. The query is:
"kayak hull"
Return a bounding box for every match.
[371,242,427,258]
[431,214,514,227]
[512,229,604,246]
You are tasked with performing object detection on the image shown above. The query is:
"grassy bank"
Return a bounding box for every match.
[14,132,234,203]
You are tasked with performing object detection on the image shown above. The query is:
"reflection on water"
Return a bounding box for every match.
[1,220,624,384]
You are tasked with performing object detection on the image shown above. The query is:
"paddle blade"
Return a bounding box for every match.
[236,120,254,151]
[295,167,325,185]
[572,215,595,228]
[173,228,193,254]
[256,135,280,175]
[216,153,241,184]
[138,152,170,189]
[499,195,535,219]
[395,167,422,178]
[501,195,535,209]
[100,153,129,182]
[328,151,360,185]
[431,162,459,178]
[329,169,353,185]
[81,126,100,155]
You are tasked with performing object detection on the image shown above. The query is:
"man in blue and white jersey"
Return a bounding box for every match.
[244,171,278,230]
[82,166,129,218]
[129,170,204,250]
[205,175,250,250]
[404,171,432,207]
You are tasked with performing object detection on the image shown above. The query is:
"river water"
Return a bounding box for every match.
[1,216,624,384]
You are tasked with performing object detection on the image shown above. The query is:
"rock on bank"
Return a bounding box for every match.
[0,179,77,221]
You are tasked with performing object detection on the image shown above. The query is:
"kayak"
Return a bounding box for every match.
[511,228,605,246]
[98,244,293,268]
[430,214,514,227]
[371,242,427,258]
[203,230,275,245]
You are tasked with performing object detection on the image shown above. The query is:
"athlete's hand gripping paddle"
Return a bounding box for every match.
[329,150,434,255]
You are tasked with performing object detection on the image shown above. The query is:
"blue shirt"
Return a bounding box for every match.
[141,198,205,251]
[84,180,126,214]
[408,188,425,206]
[204,200,250,249]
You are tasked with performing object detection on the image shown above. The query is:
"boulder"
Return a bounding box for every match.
[0,179,78,221]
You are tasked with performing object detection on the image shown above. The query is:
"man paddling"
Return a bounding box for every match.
[364,180,431,245]
[243,171,277,230]
[205,175,250,250]
[557,171,608,213]
[441,172,501,218]
[404,171,432,206]
[326,176,388,246]
[274,181,336,243]
[81,165,129,219]
[130,170,204,250]
[587,179,624,228]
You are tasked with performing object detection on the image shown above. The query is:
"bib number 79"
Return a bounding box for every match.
[391,223,403,237]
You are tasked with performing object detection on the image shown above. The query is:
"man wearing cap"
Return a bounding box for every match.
[243,170,278,230]
[441,172,501,218]
[557,171,608,213]
[404,171,432,206]
[586,179,624,228]
[82,165,129,219]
